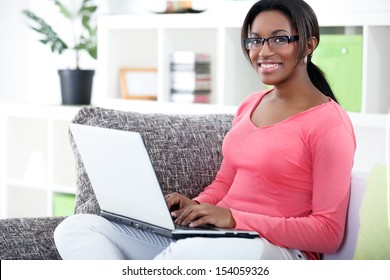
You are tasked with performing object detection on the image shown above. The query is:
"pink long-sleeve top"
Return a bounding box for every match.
[194,90,356,260]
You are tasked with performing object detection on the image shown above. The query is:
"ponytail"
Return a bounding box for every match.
[307,58,339,103]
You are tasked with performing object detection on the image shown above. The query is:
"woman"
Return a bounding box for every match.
[55,0,355,260]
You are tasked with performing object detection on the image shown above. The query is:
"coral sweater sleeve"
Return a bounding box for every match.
[194,91,356,258]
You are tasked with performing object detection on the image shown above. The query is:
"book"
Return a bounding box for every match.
[170,51,211,103]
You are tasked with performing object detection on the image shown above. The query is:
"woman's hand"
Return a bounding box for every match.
[174,203,236,229]
[165,192,198,214]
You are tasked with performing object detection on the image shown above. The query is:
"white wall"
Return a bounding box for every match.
[0,0,29,103]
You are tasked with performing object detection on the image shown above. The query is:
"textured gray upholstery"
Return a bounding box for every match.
[0,217,64,260]
[0,106,233,260]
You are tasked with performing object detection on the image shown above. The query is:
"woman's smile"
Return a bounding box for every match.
[257,60,282,74]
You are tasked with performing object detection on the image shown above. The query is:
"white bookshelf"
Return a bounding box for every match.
[0,104,80,218]
[95,0,390,113]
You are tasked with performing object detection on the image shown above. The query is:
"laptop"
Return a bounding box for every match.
[69,123,259,240]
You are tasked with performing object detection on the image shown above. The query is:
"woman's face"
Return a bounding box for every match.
[248,10,301,86]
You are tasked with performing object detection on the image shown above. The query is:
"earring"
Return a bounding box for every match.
[304,56,308,64]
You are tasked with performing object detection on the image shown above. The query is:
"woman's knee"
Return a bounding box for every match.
[154,238,201,260]
[54,214,103,245]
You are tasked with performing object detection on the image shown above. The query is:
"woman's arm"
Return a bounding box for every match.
[192,158,236,205]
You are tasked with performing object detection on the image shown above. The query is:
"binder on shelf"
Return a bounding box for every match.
[170,51,211,104]
[312,35,363,112]
[53,192,76,216]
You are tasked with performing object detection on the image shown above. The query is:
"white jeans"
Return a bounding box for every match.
[54,214,306,260]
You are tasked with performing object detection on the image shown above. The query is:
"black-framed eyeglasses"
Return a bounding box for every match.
[243,35,299,50]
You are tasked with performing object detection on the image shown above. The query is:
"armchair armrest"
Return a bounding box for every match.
[0,217,65,260]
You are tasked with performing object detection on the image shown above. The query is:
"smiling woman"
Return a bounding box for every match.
[54,0,356,261]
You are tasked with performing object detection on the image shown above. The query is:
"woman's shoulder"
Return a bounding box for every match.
[317,100,354,129]
[304,99,355,142]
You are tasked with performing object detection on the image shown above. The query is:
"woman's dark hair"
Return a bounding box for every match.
[241,0,338,102]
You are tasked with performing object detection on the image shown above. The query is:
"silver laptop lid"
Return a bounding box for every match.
[69,123,175,231]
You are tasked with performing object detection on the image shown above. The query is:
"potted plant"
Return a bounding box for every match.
[23,0,98,105]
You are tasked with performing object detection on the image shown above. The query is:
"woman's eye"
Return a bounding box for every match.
[274,37,287,43]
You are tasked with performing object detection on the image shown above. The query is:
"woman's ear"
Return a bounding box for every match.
[306,36,318,57]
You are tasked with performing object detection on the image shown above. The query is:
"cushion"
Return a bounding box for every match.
[69,106,233,215]
[354,165,390,259]
[322,171,367,260]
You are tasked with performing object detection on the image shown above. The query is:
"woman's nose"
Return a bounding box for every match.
[258,42,274,57]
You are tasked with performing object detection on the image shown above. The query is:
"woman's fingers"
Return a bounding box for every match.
[165,193,179,209]
[174,204,235,228]
[165,195,235,228]
[188,216,210,228]
[165,192,199,218]
[165,192,186,209]
[175,205,205,226]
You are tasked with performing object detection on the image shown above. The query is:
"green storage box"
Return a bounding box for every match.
[53,192,76,216]
[312,35,363,112]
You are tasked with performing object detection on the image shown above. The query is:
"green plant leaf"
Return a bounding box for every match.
[22,9,68,54]
[53,0,72,19]
[75,33,97,59]
[81,15,92,33]
[22,0,98,66]
[78,0,97,16]
[79,5,97,15]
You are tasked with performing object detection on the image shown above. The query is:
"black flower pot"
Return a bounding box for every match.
[58,69,95,105]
